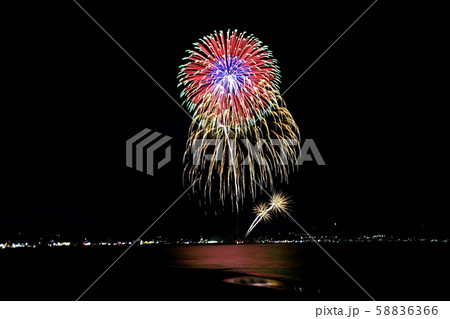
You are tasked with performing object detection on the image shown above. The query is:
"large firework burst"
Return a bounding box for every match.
[178,30,281,131]
[179,30,300,210]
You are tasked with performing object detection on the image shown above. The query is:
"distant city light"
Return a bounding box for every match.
[0,234,448,250]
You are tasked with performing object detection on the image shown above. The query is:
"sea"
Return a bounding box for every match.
[0,243,448,300]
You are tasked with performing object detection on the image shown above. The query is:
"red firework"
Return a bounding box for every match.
[178,30,281,129]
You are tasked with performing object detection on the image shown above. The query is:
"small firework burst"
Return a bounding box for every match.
[252,202,273,222]
[245,191,293,239]
[269,191,293,216]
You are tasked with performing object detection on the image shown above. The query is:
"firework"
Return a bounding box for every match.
[245,191,293,239]
[179,30,300,210]
[178,30,281,131]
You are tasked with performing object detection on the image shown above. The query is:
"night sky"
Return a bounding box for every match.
[1,1,445,241]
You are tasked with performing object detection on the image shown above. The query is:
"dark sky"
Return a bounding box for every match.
[1,1,445,240]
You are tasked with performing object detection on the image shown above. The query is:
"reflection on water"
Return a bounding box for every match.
[223,276,286,289]
[167,244,305,285]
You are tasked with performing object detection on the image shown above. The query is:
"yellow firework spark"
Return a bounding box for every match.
[269,191,293,216]
[183,91,300,210]
[252,202,273,222]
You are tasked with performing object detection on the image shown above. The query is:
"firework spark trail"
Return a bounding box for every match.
[245,204,274,238]
[222,125,239,211]
[179,30,300,209]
